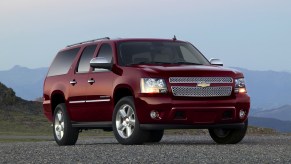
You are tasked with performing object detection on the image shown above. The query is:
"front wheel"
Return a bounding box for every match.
[112,96,149,145]
[208,119,248,144]
[53,103,79,146]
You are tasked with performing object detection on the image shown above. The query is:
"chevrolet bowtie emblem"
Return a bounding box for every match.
[197,82,210,88]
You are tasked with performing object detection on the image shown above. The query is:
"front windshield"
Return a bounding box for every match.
[117,41,210,66]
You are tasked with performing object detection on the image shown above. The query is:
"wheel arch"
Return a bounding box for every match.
[113,84,135,106]
[51,91,66,116]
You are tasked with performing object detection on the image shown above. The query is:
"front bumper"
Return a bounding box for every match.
[135,93,250,126]
[140,122,245,130]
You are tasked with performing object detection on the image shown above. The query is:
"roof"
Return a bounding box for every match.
[65,37,186,49]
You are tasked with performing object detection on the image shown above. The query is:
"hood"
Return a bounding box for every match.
[132,65,244,78]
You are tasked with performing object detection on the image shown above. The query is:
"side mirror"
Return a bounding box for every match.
[90,57,112,70]
[210,58,223,66]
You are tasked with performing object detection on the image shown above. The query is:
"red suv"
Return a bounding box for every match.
[43,37,250,145]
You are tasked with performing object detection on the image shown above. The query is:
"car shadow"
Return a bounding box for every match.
[74,139,261,146]
[58,135,288,146]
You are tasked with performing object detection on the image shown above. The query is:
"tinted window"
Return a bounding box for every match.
[47,48,80,76]
[97,44,113,62]
[117,41,210,66]
[77,45,97,73]
[94,44,113,72]
[180,46,200,63]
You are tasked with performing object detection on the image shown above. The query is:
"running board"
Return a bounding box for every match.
[71,122,112,129]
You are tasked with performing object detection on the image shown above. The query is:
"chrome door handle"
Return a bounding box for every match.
[88,79,95,84]
[70,80,77,85]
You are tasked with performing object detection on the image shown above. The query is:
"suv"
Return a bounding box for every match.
[43,37,250,145]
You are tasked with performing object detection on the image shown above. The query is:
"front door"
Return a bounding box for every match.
[86,43,117,121]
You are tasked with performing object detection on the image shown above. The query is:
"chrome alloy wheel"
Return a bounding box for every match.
[54,110,65,140]
[115,104,136,138]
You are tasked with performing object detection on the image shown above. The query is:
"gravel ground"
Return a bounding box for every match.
[0,135,291,164]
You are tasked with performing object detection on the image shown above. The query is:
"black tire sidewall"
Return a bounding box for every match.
[147,130,164,143]
[209,119,248,144]
[53,103,78,146]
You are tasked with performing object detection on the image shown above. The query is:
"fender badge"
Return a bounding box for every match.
[197,82,210,88]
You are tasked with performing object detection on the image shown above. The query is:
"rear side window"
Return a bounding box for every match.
[47,48,80,76]
[76,45,97,73]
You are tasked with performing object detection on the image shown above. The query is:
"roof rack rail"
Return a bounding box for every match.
[67,37,110,47]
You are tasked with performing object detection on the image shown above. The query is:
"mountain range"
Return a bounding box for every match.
[252,105,291,121]
[233,67,291,109]
[0,65,48,100]
[249,116,291,133]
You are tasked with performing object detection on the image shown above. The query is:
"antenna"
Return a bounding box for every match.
[173,35,177,41]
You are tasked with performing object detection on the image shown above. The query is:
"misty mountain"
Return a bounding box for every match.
[233,67,291,108]
[249,116,291,133]
[251,105,291,121]
[0,65,48,100]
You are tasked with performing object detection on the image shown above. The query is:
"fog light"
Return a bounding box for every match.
[150,110,160,119]
[239,110,246,119]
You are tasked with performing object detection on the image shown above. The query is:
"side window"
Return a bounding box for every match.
[94,43,113,72]
[47,48,80,76]
[97,44,113,62]
[180,46,199,63]
[76,45,97,73]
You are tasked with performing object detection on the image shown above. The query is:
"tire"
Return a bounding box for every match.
[112,96,149,145]
[53,103,79,146]
[147,130,164,143]
[208,119,248,144]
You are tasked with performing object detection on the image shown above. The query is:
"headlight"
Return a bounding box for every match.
[140,78,167,93]
[235,78,247,93]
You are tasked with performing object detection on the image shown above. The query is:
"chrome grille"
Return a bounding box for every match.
[169,77,233,83]
[171,86,232,97]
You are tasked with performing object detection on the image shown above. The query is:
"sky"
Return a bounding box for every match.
[0,0,291,72]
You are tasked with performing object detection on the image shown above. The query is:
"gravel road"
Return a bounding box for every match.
[0,135,291,163]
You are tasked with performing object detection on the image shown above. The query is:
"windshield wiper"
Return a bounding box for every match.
[127,61,172,66]
[173,62,202,65]
[127,61,201,66]
[152,62,172,64]
[126,61,150,66]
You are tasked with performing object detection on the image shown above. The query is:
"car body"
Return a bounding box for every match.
[43,37,250,145]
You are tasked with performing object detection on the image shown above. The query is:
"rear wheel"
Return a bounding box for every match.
[53,103,79,146]
[208,119,248,144]
[112,96,149,145]
[147,130,164,143]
